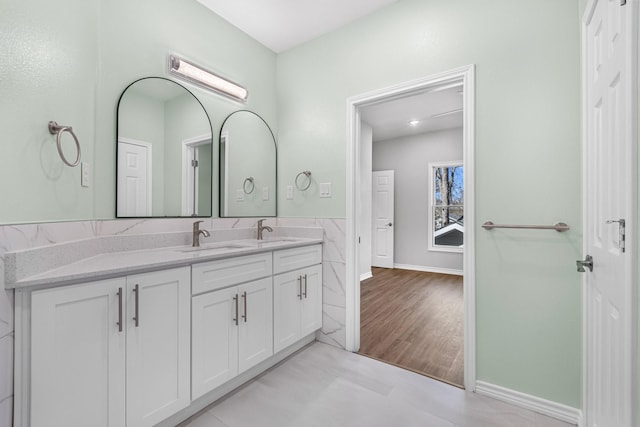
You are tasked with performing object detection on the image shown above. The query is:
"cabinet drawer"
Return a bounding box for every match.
[273,245,322,274]
[192,253,273,294]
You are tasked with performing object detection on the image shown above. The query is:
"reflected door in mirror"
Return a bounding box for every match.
[117,139,152,216]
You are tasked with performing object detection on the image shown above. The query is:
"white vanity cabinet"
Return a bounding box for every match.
[273,245,323,353]
[29,267,191,427]
[191,254,274,400]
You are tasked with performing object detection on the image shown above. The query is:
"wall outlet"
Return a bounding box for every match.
[286,185,293,200]
[319,182,332,198]
[236,189,244,201]
[81,162,90,187]
[262,186,269,201]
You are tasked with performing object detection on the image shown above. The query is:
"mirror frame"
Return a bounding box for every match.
[219,110,277,217]
[115,76,214,218]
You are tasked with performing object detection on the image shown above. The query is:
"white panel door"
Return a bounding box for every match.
[371,170,395,268]
[117,140,151,217]
[31,278,126,427]
[583,1,635,426]
[191,287,239,399]
[273,270,303,353]
[300,264,323,336]
[238,277,273,373]
[126,267,191,427]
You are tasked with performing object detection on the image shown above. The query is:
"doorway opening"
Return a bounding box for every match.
[345,65,476,390]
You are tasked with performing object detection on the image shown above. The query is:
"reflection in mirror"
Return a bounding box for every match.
[220,110,276,217]
[117,77,213,217]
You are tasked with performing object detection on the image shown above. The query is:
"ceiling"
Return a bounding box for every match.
[197,0,462,141]
[196,0,400,53]
[360,85,464,142]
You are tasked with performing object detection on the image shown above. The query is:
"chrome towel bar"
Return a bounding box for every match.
[482,221,570,232]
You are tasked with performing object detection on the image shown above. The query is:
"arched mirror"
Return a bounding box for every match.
[116,77,213,217]
[220,110,276,217]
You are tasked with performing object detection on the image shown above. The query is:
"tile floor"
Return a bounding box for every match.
[179,342,575,427]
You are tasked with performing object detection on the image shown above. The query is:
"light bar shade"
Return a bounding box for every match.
[169,55,248,101]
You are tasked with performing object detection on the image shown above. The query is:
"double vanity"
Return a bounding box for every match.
[8,227,323,427]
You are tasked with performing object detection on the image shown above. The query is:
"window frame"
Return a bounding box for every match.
[428,160,464,253]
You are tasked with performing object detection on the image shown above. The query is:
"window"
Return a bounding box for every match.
[429,162,464,252]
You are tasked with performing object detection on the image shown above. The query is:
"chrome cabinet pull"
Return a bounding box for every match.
[297,276,302,300]
[116,287,123,332]
[303,274,308,299]
[241,291,247,322]
[233,294,239,325]
[133,284,140,327]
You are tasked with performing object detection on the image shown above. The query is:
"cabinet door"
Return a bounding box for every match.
[238,277,273,373]
[192,287,238,399]
[273,270,303,353]
[126,267,191,427]
[300,264,323,336]
[31,278,126,427]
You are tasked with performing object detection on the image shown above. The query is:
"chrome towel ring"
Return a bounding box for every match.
[243,177,255,194]
[48,121,81,167]
[295,170,312,191]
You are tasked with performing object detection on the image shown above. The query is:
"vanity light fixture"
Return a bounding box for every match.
[169,54,248,102]
[408,120,421,126]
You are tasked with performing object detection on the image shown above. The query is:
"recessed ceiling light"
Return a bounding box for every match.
[408,120,421,126]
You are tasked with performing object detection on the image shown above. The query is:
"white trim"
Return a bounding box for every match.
[345,64,476,391]
[428,160,464,254]
[220,131,230,216]
[117,137,153,216]
[393,263,463,277]
[359,271,373,281]
[181,133,212,216]
[475,381,583,426]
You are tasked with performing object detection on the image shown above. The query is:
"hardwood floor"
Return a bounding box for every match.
[359,267,464,387]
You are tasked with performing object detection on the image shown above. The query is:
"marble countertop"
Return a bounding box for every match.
[7,237,323,289]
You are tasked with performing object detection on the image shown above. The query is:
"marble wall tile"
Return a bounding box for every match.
[0,335,13,401]
[276,217,319,227]
[322,262,346,308]
[317,218,345,263]
[316,303,346,349]
[0,290,13,338]
[0,397,12,427]
[0,221,96,253]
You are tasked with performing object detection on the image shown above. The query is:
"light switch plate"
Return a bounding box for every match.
[286,185,293,200]
[81,162,90,187]
[319,182,332,198]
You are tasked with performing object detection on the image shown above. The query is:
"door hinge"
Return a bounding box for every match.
[621,0,626,5]
[192,159,199,168]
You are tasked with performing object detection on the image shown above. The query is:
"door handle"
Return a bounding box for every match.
[233,294,238,325]
[388,222,393,226]
[576,255,594,272]
[132,284,140,327]
[241,291,247,323]
[116,287,123,332]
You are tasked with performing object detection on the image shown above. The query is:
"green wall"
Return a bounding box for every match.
[0,0,277,223]
[277,0,582,407]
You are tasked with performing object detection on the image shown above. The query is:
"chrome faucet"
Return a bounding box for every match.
[192,220,210,247]
[257,219,273,240]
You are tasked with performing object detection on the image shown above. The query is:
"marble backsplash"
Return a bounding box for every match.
[0,217,346,427]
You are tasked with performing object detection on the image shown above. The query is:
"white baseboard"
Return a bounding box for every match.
[393,263,463,276]
[475,381,582,426]
[360,271,373,281]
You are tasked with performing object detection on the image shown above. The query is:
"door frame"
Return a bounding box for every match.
[181,133,212,216]
[581,0,638,424]
[345,64,476,390]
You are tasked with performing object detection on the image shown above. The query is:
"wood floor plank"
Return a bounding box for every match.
[359,267,464,387]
